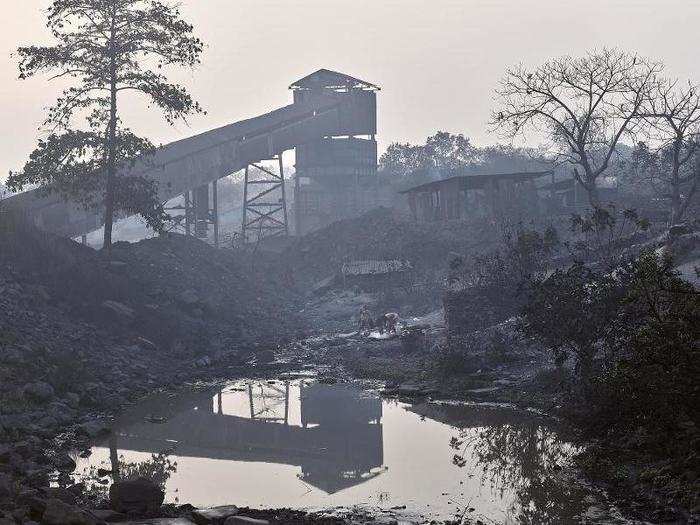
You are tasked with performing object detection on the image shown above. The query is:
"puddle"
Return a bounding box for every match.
[73,379,586,523]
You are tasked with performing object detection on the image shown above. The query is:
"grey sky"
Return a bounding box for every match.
[1,0,699,183]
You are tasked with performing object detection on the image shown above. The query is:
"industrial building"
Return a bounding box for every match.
[400,170,552,223]
[290,70,380,235]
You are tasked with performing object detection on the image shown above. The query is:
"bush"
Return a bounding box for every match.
[520,262,627,380]
[457,207,698,513]
[587,253,699,440]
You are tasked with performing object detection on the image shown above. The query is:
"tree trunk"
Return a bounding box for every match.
[102,15,118,253]
[669,139,683,225]
[670,182,682,225]
[587,184,601,208]
[109,432,121,482]
[675,171,699,226]
[573,167,600,209]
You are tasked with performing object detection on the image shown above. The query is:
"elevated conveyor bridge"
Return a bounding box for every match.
[5,69,378,243]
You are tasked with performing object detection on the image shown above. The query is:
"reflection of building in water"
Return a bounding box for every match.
[104,381,384,494]
[299,383,384,493]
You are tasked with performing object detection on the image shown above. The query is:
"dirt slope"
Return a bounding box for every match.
[282,207,499,286]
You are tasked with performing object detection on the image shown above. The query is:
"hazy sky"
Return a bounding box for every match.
[1,0,699,183]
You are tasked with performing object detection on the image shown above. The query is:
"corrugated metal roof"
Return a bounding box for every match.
[399,171,553,194]
[342,259,412,276]
[539,176,618,192]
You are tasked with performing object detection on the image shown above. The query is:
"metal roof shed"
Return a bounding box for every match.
[400,171,552,222]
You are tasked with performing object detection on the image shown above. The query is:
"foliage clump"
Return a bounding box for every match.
[511,208,699,512]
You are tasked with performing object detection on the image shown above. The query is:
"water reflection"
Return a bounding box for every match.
[467,424,585,523]
[413,403,585,523]
[76,381,585,522]
[80,451,178,503]
[92,381,384,497]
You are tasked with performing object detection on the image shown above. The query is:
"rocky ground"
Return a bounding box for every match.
[1,212,697,524]
[0,212,477,525]
[0,220,311,525]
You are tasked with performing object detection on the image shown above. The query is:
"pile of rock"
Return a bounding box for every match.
[281,208,497,288]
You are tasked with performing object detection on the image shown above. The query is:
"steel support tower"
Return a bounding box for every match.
[241,155,288,243]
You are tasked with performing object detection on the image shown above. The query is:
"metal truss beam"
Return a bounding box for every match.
[241,156,289,243]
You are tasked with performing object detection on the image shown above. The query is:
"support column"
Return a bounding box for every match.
[241,156,289,243]
[284,381,290,426]
[184,191,191,236]
[294,172,302,236]
[248,383,254,419]
[193,185,209,238]
[242,166,250,243]
[279,155,289,237]
[212,179,219,248]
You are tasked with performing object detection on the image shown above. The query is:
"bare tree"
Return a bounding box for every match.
[492,48,663,206]
[636,79,700,224]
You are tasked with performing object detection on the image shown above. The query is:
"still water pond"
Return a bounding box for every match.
[75,379,585,523]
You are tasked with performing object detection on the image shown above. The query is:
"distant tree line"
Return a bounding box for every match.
[379,131,554,189]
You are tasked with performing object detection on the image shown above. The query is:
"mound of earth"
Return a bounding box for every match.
[282,207,498,286]
[0,219,299,355]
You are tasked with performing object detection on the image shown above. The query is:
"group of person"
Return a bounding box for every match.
[358,305,400,335]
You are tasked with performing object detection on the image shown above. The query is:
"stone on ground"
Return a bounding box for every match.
[122,518,193,525]
[42,498,97,525]
[109,478,164,514]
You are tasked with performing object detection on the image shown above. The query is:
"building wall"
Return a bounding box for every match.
[295,136,378,234]
[408,178,543,224]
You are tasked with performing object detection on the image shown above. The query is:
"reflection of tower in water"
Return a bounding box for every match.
[102,380,385,495]
[298,382,385,494]
[246,381,290,424]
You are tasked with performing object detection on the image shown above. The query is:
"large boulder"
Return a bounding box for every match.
[78,418,111,438]
[255,349,275,364]
[224,517,269,525]
[89,509,126,522]
[124,518,192,525]
[109,477,164,514]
